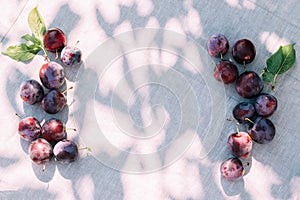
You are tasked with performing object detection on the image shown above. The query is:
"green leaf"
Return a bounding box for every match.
[1,7,47,62]
[262,70,274,83]
[28,6,46,40]
[279,43,296,74]
[262,43,296,90]
[2,44,41,62]
[266,43,296,75]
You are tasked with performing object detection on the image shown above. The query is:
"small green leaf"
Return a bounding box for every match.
[2,44,41,62]
[21,34,41,45]
[262,70,274,83]
[28,6,46,40]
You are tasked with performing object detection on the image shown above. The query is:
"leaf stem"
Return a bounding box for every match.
[40,44,48,58]
[271,74,278,91]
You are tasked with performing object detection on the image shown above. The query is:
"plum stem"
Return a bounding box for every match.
[79,147,92,152]
[226,116,235,122]
[62,86,73,95]
[66,128,77,131]
[74,40,80,48]
[42,164,46,172]
[211,61,216,67]
[236,122,240,134]
[15,113,23,119]
[245,118,255,125]
[55,50,58,60]
[44,55,50,63]
[244,162,250,167]
[243,61,246,71]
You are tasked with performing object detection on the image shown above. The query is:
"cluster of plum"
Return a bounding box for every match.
[18,117,78,167]
[18,28,83,170]
[207,34,277,181]
[20,28,82,114]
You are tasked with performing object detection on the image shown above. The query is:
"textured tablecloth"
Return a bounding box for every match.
[1,0,300,199]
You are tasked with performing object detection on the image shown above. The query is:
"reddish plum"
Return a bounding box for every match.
[227,131,252,158]
[29,138,53,165]
[43,28,66,52]
[214,60,238,84]
[232,39,256,64]
[221,157,245,181]
[54,139,78,164]
[18,117,41,141]
[207,34,229,58]
[20,80,44,105]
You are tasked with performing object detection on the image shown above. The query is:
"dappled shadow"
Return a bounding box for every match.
[0,157,18,168]
[2,0,300,199]
[151,0,187,26]
[96,5,149,37]
[5,67,30,117]
[32,162,56,183]
[0,188,56,199]
[48,4,80,38]
[56,155,124,199]
[73,0,300,198]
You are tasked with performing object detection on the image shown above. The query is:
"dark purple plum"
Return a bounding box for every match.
[43,28,66,52]
[207,34,229,58]
[39,62,65,89]
[53,139,78,164]
[20,80,44,105]
[228,131,252,158]
[255,93,277,117]
[42,118,66,142]
[221,157,245,181]
[248,117,276,144]
[41,90,67,114]
[214,60,238,84]
[233,102,256,124]
[18,117,41,141]
[235,71,263,98]
[232,39,256,64]
[29,138,53,165]
[61,45,82,67]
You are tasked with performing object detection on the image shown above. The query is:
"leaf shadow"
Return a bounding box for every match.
[48,4,80,39]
